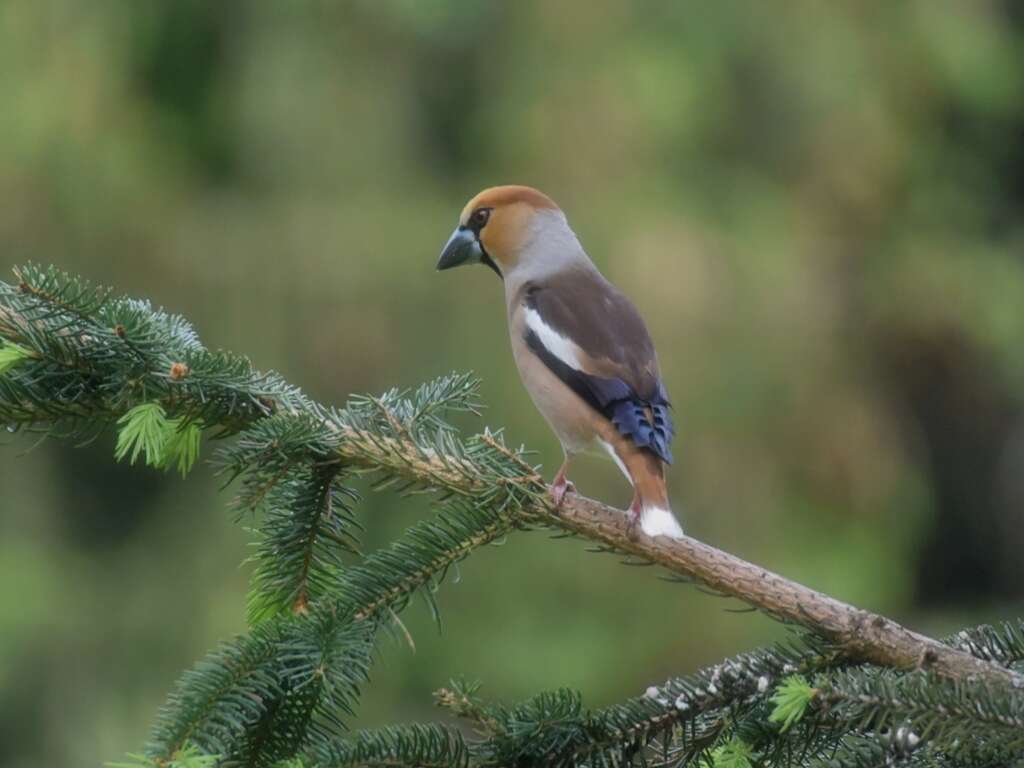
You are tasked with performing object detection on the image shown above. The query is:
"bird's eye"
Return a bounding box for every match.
[469,208,491,229]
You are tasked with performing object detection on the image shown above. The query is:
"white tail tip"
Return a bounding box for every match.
[640,506,684,539]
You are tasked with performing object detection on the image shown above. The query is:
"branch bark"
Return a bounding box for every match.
[331,425,1024,689]
[552,495,1019,685]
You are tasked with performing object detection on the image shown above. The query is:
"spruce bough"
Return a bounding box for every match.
[0,264,1021,768]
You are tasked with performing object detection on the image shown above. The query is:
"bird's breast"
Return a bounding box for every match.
[508,306,604,454]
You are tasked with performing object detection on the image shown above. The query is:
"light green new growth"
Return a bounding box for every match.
[160,418,203,477]
[114,403,202,476]
[0,340,32,375]
[115,403,171,467]
[710,738,756,768]
[768,675,815,732]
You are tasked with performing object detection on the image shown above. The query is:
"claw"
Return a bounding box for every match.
[550,459,576,509]
[550,476,576,508]
[626,496,642,541]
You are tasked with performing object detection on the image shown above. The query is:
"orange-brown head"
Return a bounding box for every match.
[437,185,567,279]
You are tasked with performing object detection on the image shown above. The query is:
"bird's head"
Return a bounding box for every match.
[437,185,576,280]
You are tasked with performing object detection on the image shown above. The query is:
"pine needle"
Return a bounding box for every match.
[114,403,171,467]
[710,738,757,768]
[769,675,816,732]
[0,340,32,375]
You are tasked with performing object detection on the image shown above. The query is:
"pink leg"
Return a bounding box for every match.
[626,493,642,540]
[550,457,576,508]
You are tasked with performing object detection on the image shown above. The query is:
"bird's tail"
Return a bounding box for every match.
[640,503,684,539]
[601,429,684,539]
[630,450,684,539]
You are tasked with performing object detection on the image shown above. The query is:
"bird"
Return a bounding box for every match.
[436,185,683,539]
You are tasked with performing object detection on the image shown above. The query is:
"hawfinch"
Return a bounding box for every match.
[437,185,683,539]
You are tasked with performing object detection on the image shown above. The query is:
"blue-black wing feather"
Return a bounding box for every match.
[524,329,674,463]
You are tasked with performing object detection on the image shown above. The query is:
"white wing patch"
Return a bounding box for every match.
[524,306,583,370]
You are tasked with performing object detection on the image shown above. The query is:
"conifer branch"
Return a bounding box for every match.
[319,421,1021,688]
[427,639,839,767]
[2,265,1022,767]
[303,724,470,768]
[811,670,1024,758]
[312,620,1024,768]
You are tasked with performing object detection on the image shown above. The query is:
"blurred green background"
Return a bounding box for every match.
[2,1,1024,765]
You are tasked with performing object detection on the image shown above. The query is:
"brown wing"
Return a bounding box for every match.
[524,267,662,399]
[520,268,674,463]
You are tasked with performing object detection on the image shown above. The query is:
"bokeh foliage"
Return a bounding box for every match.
[1,1,1023,765]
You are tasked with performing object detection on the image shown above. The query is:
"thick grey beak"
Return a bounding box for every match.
[437,226,482,271]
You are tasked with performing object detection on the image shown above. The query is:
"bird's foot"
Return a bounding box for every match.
[550,475,576,509]
[626,497,642,541]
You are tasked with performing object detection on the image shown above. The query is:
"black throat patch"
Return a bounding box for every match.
[478,244,502,279]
